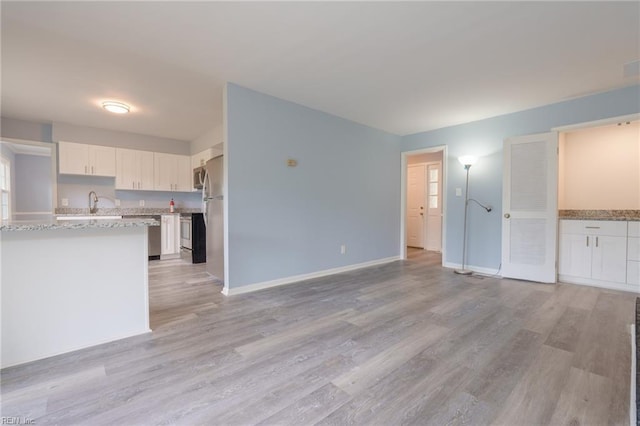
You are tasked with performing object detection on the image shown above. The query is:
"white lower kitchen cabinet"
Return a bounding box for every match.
[160,214,181,260]
[628,222,640,286]
[558,220,629,291]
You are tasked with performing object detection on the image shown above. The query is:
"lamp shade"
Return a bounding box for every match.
[458,155,478,167]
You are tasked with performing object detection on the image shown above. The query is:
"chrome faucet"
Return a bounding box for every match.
[89,191,99,214]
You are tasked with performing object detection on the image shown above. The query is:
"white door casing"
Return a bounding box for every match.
[426,162,442,252]
[407,164,425,248]
[502,132,558,283]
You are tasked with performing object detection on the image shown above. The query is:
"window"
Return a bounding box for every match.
[428,167,438,209]
[1,156,10,220]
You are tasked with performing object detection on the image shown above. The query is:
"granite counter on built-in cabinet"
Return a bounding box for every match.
[0,216,159,368]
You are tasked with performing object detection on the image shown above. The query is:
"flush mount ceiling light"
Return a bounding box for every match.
[102,101,130,114]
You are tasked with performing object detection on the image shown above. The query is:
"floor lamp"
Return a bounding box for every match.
[454,155,477,275]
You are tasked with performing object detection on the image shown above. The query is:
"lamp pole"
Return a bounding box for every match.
[455,163,473,275]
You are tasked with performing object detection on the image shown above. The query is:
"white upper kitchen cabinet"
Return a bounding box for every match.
[115,148,154,190]
[154,153,191,192]
[191,146,223,170]
[58,141,116,177]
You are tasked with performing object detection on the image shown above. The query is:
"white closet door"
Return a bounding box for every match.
[501,132,558,283]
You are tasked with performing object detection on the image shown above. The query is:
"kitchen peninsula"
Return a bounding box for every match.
[0,217,158,368]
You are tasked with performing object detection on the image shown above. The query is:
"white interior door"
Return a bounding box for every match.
[502,132,558,283]
[425,162,442,251]
[407,164,425,248]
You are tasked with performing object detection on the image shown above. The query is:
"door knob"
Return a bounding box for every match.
[504,213,511,219]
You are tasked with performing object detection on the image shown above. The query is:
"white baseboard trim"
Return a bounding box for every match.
[558,274,640,293]
[442,261,502,277]
[222,256,401,296]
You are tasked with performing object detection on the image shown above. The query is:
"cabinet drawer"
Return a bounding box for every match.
[629,221,640,238]
[629,237,640,261]
[559,220,627,237]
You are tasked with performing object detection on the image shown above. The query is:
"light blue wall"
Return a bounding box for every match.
[402,84,640,271]
[14,154,52,212]
[226,83,401,289]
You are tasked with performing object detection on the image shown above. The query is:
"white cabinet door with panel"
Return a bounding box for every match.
[154,153,191,192]
[558,233,591,278]
[590,235,627,283]
[116,149,155,190]
[88,145,116,176]
[58,142,89,175]
[558,219,629,290]
[628,222,640,286]
[160,214,181,259]
[176,155,192,192]
[154,153,175,191]
[58,141,115,177]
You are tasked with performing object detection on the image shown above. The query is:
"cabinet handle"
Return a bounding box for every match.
[596,236,599,248]
[91,166,94,174]
[132,181,135,189]
[585,226,600,229]
[586,236,589,247]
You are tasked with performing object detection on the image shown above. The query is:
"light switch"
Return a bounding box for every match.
[139,200,145,207]
[456,188,462,197]
[115,199,121,207]
[61,198,69,206]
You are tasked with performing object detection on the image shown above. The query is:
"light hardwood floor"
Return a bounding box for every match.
[1,249,636,425]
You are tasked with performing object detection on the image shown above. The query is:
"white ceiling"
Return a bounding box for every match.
[1,2,638,142]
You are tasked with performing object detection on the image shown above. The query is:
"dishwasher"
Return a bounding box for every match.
[125,215,161,260]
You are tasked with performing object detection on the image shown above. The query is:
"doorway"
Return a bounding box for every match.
[401,146,446,261]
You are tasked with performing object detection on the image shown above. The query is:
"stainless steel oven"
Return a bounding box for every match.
[180,215,192,250]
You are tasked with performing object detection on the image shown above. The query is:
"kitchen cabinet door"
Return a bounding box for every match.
[154,153,176,191]
[558,233,591,278]
[176,155,191,192]
[154,153,191,192]
[59,141,115,176]
[139,151,155,190]
[88,145,116,176]
[591,235,627,283]
[115,148,138,190]
[59,141,89,175]
[160,214,181,259]
[116,149,155,190]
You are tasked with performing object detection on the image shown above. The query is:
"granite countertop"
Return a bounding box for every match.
[55,207,202,216]
[0,217,159,232]
[559,210,640,221]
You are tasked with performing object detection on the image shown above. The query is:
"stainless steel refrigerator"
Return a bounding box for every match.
[202,155,224,282]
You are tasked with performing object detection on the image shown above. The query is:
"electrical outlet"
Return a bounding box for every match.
[61,198,69,206]
[139,200,145,207]
[115,199,121,207]
[456,188,462,197]
[340,244,346,255]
